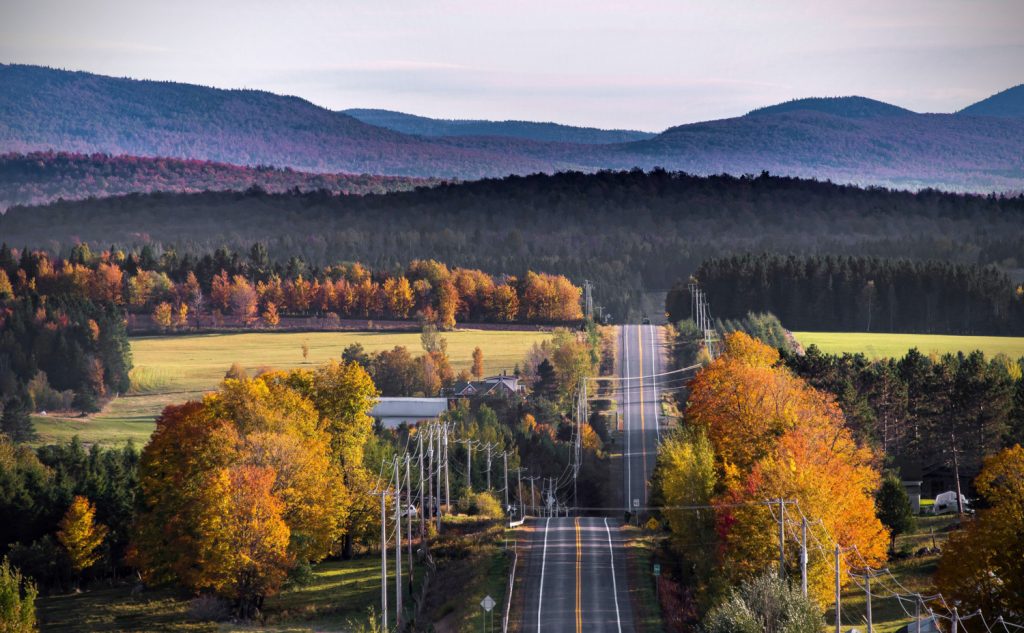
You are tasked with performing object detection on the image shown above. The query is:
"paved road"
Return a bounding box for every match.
[516,324,664,633]
[620,323,663,516]
[520,516,633,633]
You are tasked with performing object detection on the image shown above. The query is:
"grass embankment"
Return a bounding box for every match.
[792,332,1024,359]
[36,556,399,632]
[828,514,959,633]
[32,329,551,447]
[624,526,667,633]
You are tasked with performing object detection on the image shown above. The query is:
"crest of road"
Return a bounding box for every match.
[518,324,663,632]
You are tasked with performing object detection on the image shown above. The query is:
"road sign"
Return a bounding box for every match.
[481,595,496,612]
[632,498,640,508]
[653,563,661,576]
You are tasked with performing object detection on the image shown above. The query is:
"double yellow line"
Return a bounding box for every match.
[637,327,648,503]
[575,517,582,633]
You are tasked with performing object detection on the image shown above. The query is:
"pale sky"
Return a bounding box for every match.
[2,0,1022,131]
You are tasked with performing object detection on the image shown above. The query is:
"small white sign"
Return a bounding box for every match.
[632,498,640,508]
[481,595,496,612]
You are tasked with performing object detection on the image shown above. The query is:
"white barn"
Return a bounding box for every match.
[369,397,448,428]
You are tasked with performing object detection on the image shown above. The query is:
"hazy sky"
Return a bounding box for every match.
[2,0,1022,131]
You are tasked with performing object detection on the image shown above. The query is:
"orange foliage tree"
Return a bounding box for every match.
[668,331,887,606]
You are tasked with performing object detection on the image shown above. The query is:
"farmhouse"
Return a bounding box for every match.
[446,373,525,399]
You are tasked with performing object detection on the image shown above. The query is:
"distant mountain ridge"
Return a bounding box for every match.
[746,96,915,118]
[3,64,1024,192]
[0,152,438,211]
[343,108,656,143]
[958,84,1024,117]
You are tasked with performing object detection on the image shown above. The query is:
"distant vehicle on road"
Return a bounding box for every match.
[641,314,651,325]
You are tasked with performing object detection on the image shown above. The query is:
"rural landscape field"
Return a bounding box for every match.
[2,2,1024,633]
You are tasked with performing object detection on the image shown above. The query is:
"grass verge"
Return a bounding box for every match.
[623,526,666,633]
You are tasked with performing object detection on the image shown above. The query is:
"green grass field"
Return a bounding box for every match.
[793,331,1024,360]
[36,556,402,632]
[32,329,550,447]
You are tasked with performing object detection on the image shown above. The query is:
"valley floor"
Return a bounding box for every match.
[30,329,551,447]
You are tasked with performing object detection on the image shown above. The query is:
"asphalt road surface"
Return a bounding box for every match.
[620,323,663,516]
[519,516,633,633]
[516,324,664,633]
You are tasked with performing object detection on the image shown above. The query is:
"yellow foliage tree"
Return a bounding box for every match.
[935,445,1024,617]
[471,346,485,379]
[57,495,109,575]
[152,301,173,330]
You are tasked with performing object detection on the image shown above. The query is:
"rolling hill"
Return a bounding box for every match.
[3,64,1024,191]
[958,84,1024,117]
[0,152,438,211]
[343,108,655,143]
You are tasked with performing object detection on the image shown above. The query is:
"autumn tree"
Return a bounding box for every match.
[174,302,189,328]
[210,270,230,312]
[230,275,258,325]
[262,302,280,327]
[935,444,1024,618]
[383,276,414,319]
[0,269,12,297]
[57,495,109,577]
[678,332,888,606]
[471,347,485,379]
[436,279,459,330]
[152,301,173,331]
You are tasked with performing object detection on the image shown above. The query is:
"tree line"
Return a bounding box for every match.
[0,243,583,332]
[4,170,1024,322]
[670,253,1024,335]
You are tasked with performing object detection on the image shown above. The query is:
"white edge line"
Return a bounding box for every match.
[503,537,517,633]
[650,325,660,442]
[605,518,623,633]
[537,516,551,632]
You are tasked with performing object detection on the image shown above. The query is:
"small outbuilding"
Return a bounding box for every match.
[369,397,448,428]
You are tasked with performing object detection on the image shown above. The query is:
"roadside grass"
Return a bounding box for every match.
[31,329,550,447]
[623,526,666,633]
[36,557,394,633]
[828,514,959,633]
[792,332,1024,360]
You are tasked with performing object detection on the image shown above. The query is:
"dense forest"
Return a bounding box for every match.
[4,170,1024,321]
[671,254,1024,335]
[0,152,437,211]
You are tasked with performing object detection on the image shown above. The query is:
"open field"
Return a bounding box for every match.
[32,329,551,447]
[36,556,401,632]
[792,332,1024,359]
[828,514,959,633]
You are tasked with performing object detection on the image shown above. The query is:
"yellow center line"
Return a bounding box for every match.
[637,326,648,502]
[575,517,582,633]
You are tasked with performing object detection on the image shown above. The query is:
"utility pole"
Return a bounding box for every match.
[394,463,402,621]
[405,455,413,581]
[466,440,473,493]
[951,608,959,633]
[583,279,593,322]
[517,467,524,518]
[866,573,873,633]
[426,425,434,525]
[436,426,442,532]
[503,452,509,511]
[834,545,841,633]
[800,516,808,598]
[528,477,537,515]
[778,499,786,578]
[380,491,388,633]
[444,425,450,512]
[418,430,425,538]
[486,444,492,490]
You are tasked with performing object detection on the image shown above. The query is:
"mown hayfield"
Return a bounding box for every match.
[792,331,1024,360]
[32,329,551,447]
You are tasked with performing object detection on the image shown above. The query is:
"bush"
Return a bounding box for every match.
[187,594,231,622]
[471,491,504,518]
[702,572,822,633]
[0,557,38,633]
